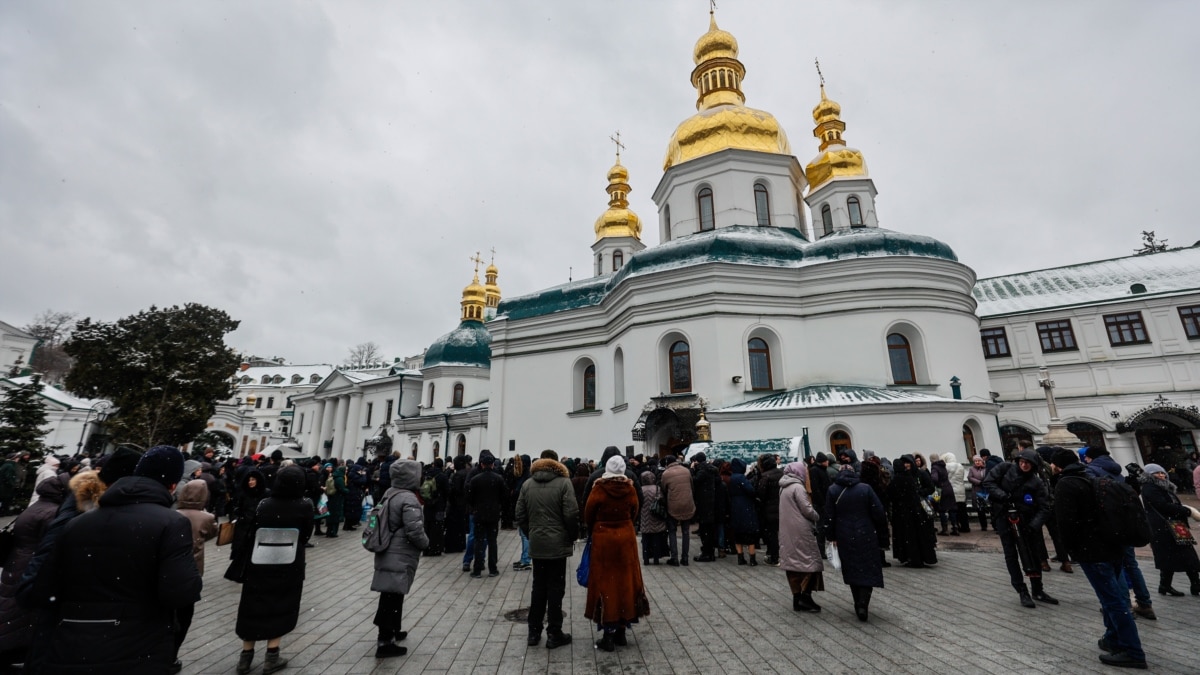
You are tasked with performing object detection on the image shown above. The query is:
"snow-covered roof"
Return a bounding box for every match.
[1,376,103,410]
[973,245,1200,317]
[342,370,389,383]
[713,384,968,413]
[233,363,335,386]
[684,437,801,463]
[0,321,35,340]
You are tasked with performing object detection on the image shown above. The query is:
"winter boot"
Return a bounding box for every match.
[375,641,407,658]
[545,630,572,649]
[1018,590,1036,608]
[263,649,288,674]
[1132,602,1157,620]
[792,593,803,611]
[748,554,758,567]
[236,650,254,675]
[612,627,627,647]
[595,634,615,652]
[1031,579,1058,605]
[939,524,949,536]
[737,553,747,566]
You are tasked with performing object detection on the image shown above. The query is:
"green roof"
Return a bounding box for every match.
[685,437,800,464]
[423,320,491,368]
[496,226,959,321]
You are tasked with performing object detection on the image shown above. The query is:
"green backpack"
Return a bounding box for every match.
[420,476,438,501]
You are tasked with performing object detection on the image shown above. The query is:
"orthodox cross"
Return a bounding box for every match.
[470,251,484,275]
[610,131,625,163]
[489,246,497,265]
[710,0,717,14]
[815,58,825,87]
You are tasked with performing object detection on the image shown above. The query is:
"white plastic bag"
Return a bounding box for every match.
[826,541,842,570]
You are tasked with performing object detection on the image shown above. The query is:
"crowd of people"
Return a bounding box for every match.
[0,438,1196,672]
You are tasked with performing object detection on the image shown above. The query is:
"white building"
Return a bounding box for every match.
[0,375,111,455]
[484,15,1001,462]
[976,245,1200,468]
[0,320,38,376]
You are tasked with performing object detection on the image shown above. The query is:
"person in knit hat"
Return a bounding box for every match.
[467,450,506,577]
[39,445,201,673]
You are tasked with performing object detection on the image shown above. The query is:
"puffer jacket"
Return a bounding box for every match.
[638,472,667,534]
[778,463,823,573]
[515,458,579,559]
[660,462,696,521]
[981,449,1051,529]
[372,460,429,595]
[177,480,218,576]
[942,453,967,503]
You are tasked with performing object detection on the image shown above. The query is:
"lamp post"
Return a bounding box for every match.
[1035,366,1083,448]
[76,400,113,455]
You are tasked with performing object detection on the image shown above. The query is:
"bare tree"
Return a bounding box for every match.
[1134,230,1170,255]
[24,310,77,383]
[345,341,383,368]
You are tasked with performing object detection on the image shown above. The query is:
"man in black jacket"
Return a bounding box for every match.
[40,445,203,673]
[982,448,1058,608]
[1050,449,1146,669]
[691,453,720,562]
[467,450,507,578]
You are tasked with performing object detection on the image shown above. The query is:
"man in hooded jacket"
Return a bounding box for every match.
[515,450,578,650]
[982,448,1058,608]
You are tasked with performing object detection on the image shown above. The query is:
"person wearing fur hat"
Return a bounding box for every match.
[467,450,507,577]
[1139,463,1200,596]
[39,446,203,674]
[584,455,649,651]
[515,452,578,649]
[982,448,1058,608]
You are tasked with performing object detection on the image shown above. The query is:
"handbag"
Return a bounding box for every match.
[250,527,300,565]
[216,520,236,546]
[576,539,591,588]
[1167,519,1196,546]
[825,541,842,570]
[649,495,669,520]
[315,494,329,519]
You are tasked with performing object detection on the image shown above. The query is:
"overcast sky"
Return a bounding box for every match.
[3,1,1197,366]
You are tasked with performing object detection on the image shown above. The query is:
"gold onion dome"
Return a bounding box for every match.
[460,272,487,321]
[664,12,790,170]
[594,160,642,241]
[484,261,500,308]
[805,85,868,189]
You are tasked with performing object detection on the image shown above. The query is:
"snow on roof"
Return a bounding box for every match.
[342,370,389,383]
[2,376,102,410]
[684,437,801,463]
[0,320,36,340]
[713,384,966,413]
[973,245,1200,317]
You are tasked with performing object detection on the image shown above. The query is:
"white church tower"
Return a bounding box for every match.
[804,81,880,238]
[591,147,645,277]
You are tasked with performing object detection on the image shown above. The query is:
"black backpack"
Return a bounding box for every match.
[1088,474,1152,548]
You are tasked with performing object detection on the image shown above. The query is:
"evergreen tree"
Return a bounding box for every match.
[64,304,242,449]
[0,374,52,461]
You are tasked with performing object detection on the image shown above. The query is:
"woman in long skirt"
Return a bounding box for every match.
[824,465,888,621]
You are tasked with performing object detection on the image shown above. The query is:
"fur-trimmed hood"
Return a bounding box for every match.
[70,469,107,512]
[531,458,568,481]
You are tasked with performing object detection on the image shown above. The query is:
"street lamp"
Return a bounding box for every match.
[76,400,113,455]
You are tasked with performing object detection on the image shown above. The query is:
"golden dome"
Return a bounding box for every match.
[460,272,487,322]
[484,261,500,309]
[664,13,791,170]
[595,160,642,241]
[805,85,867,189]
[486,262,498,275]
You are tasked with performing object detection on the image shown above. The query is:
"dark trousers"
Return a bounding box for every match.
[763,517,780,560]
[173,602,195,658]
[473,521,499,573]
[697,521,717,557]
[955,502,971,531]
[997,521,1041,592]
[374,591,404,640]
[666,517,690,561]
[528,558,567,635]
[974,496,989,529]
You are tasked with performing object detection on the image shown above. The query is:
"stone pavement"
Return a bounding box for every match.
[178,527,1200,675]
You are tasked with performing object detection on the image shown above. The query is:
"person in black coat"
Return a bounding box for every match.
[467,450,507,577]
[39,446,203,675]
[887,454,938,568]
[422,459,450,556]
[1140,463,1200,595]
[225,469,267,582]
[808,454,833,557]
[344,459,369,532]
[690,453,721,561]
[982,448,1057,608]
[754,455,785,566]
[443,456,470,554]
[0,473,68,667]
[234,466,313,674]
[824,467,887,621]
[859,459,891,568]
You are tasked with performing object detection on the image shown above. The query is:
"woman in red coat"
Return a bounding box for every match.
[584,455,650,651]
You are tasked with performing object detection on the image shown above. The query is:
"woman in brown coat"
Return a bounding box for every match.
[584,456,650,651]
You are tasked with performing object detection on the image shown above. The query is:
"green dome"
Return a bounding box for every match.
[423,320,491,368]
[804,227,957,263]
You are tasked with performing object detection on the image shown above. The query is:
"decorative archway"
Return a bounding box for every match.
[633,395,704,458]
[1115,401,1200,467]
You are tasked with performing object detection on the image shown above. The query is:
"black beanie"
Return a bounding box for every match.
[134,446,185,488]
[540,449,559,461]
[1084,446,1110,460]
[99,447,143,486]
[1050,448,1079,469]
[479,449,496,465]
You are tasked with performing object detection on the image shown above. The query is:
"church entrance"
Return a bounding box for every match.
[1116,401,1200,482]
[634,396,702,458]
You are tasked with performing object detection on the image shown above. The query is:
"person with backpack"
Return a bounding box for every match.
[981,448,1058,608]
[1084,448,1155,620]
[1050,448,1147,669]
[368,459,429,659]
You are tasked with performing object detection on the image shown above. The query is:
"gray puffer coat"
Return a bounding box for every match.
[515,458,579,559]
[371,460,430,595]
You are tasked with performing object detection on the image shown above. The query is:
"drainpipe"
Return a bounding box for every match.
[444,413,451,458]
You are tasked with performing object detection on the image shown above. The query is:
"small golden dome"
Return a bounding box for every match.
[595,161,642,241]
[460,272,487,322]
[805,85,867,189]
[485,262,498,275]
[693,13,738,64]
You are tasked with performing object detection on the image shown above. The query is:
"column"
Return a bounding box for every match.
[307,400,326,458]
[331,395,348,459]
[319,397,337,457]
[342,394,363,460]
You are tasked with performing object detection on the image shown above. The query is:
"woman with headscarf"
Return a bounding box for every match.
[929,453,958,536]
[967,454,990,531]
[233,466,313,673]
[511,454,533,571]
[371,460,430,658]
[443,455,470,553]
[888,455,938,568]
[584,455,650,651]
[727,458,760,566]
[778,461,824,612]
[824,464,887,621]
[1140,463,1200,596]
[225,468,267,582]
[858,459,891,568]
[638,472,668,564]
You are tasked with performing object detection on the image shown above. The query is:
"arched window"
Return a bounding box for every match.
[310,374,321,384]
[748,337,772,390]
[596,253,603,275]
[241,376,251,384]
[410,441,418,457]
[962,425,977,459]
[272,375,284,384]
[261,375,270,384]
[613,250,623,271]
[427,384,436,408]
[820,203,833,236]
[663,204,672,242]
[830,430,852,453]
[457,434,466,455]
[887,333,916,384]
[847,196,863,227]
[432,441,440,458]
[583,365,596,410]
[291,374,302,384]
[754,183,771,226]
[613,347,625,406]
[669,341,692,393]
[452,383,464,408]
[697,187,715,231]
